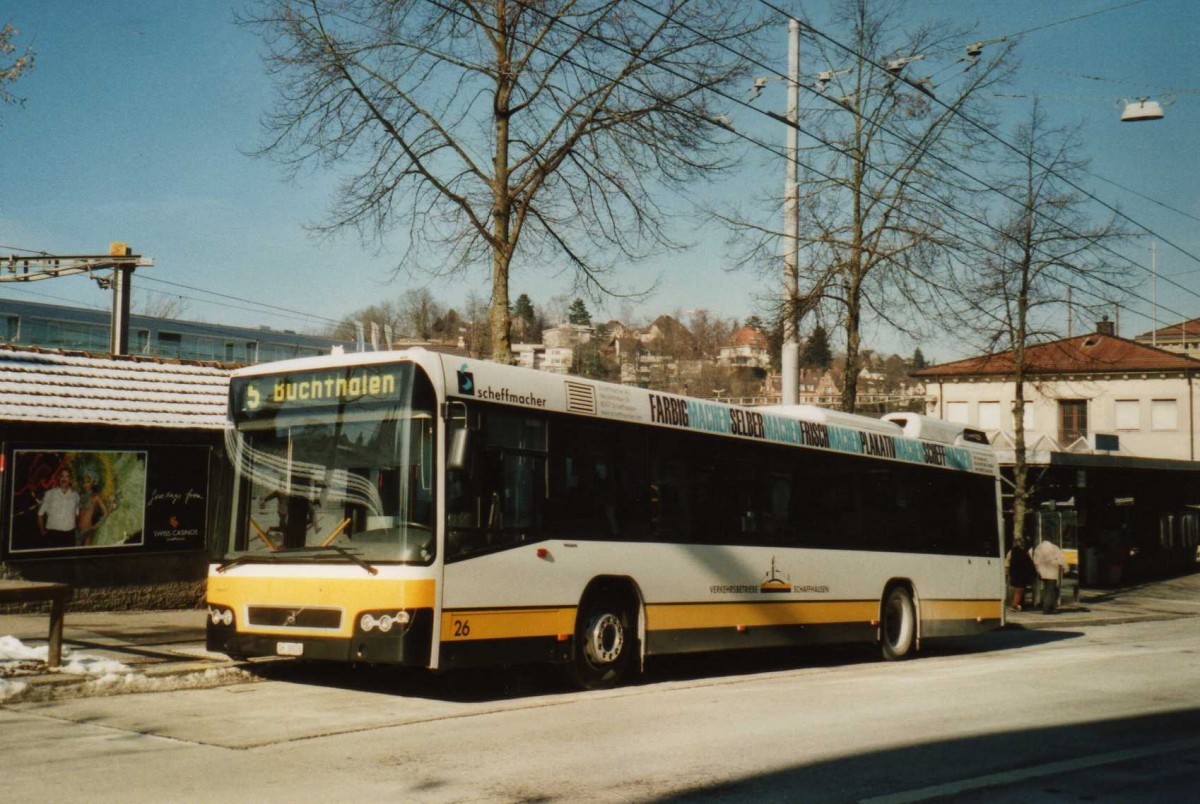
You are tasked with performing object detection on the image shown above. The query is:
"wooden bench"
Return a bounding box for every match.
[0,581,72,667]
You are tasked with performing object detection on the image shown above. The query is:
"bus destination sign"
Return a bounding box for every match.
[234,365,402,417]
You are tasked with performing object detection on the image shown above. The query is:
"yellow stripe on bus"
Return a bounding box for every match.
[919,599,1003,621]
[208,575,436,638]
[441,608,577,642]
[647,601,879,630]
[439,598,1004,643]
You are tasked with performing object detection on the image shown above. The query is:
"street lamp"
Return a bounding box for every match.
[1119,97,1169,122]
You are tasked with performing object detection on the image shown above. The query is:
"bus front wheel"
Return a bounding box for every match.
[568,595,634,690]
[880,585,916,661]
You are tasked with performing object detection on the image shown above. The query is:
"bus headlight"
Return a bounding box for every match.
[208,606,234,627]
[357,610,412,634]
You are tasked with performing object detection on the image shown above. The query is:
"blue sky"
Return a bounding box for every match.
[1,1,1197,360]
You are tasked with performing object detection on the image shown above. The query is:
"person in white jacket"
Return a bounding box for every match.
[1032,538,1070,614]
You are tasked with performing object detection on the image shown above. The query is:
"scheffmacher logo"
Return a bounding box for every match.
[457,364,475,395]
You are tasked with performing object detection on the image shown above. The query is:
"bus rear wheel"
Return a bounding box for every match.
[880,585,916,661]
[568,596,634,690]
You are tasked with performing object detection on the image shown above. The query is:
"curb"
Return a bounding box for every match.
[6,656,247,694]
[1004,611,1189,630]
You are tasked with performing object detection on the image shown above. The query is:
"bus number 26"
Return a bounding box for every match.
[453,619,471,637]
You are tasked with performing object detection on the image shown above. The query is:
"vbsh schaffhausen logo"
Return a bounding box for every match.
[760,557,792,593]
[457,364,475,395]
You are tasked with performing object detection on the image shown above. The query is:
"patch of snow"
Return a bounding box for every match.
[1,634,257,703]
[0,635,133,677]
[0,635,47,662]
[0,678,29,702]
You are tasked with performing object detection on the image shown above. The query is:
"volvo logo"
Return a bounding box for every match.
[284,609,304,627]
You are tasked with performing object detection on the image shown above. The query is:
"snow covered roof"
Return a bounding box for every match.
[0,346,231,430]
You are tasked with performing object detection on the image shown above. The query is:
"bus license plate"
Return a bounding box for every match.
[276,641,304,656]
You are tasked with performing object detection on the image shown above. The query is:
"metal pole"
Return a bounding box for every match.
[109,264,134,356]
[1066,287,1072,338]
[1151,241,1158,348]
[781,18,801,405]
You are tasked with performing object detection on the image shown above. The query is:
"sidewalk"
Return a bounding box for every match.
[1005,571,1200,629]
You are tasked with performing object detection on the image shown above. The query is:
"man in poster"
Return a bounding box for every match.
[38,468,80,548]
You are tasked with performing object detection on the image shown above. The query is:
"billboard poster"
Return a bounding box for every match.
[144,447,210,550]
[6,446,209,557]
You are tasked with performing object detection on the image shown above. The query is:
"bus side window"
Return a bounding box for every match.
[447,407,547,559]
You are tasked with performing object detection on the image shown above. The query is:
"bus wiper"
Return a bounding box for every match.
[215,546,377,575]
[273,545,379,576]
[215,553,283,573]
[323,545,379,575]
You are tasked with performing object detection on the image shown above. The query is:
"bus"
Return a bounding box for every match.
[207,349,1004,689]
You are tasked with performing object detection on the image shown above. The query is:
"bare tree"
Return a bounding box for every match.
[463,289,490,357]
[331,299,404,341]
[243,0,765,361]
[956,102,1128,548]
[686,308,732,359]
[398,287,444,340]
[135,291,190,321]
[1,23,34,113]
[722,0,1010,411]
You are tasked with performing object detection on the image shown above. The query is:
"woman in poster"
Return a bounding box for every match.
[76,470,112,547]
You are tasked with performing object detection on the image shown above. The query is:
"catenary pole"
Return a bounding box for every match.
[781,18,801,405]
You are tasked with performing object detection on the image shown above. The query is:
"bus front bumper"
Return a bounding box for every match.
[206,608,433,666]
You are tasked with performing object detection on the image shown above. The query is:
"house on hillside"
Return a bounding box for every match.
[914,319,1200,583]
[797,369,842,405]
[640,315,697,357]
[542,323,593,349]
[717,326,770,370]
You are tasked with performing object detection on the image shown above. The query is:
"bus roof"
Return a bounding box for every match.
[229,349,997,477]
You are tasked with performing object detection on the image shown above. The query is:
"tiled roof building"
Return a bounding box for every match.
[913,320,1200,460]
[0,346,232,606]
[0,345,229,429]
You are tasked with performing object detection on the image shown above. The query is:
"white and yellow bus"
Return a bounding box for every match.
[207,349,1004,689]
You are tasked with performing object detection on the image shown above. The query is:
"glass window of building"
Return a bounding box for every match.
[1151,399,1178,431]
[977,401,1000,430]
[1114,399,1140,430]
[1058,400,1087,444]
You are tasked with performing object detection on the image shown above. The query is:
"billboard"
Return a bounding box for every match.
[7,446,209,556]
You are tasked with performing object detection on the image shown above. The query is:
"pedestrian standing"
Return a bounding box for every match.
[1032,537,1070,614]
[1007,541,1036,611]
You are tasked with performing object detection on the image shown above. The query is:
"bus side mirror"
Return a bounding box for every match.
[448,426,470,471]
[443,400,471,471]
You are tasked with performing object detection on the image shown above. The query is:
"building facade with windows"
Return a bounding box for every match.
[1,299,349,364]
[914,322,1200,584]
[915,321,1200,462]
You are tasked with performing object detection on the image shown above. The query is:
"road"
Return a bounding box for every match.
[3,617,1199,802]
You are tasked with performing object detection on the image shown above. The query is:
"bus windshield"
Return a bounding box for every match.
[223,361,437,565]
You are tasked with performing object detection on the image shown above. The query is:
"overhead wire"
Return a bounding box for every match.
[138,276,347,328]
[0,242,347,330]
[612,0,1191,329]
[583,1,1189,330]
[425,0,1188,336]
[724,0,1200,336]
[759,0,1200,276]
[917,0,1154,59]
